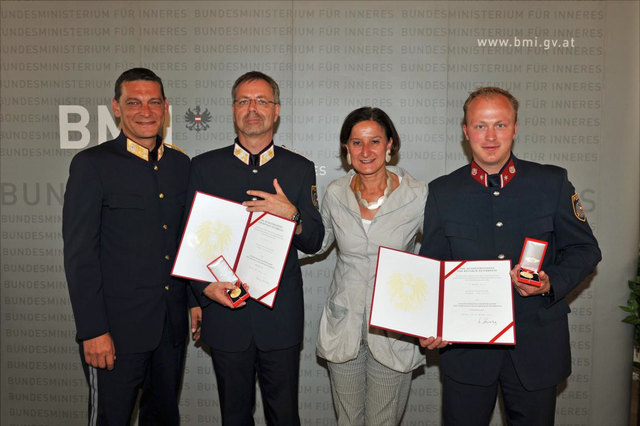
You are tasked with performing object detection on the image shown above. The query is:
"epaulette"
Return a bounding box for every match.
[279,145,310,161]
[163,142,186,155]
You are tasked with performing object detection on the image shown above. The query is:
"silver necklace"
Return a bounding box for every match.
[354,171,393,210]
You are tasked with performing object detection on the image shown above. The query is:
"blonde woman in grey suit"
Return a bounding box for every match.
[313,107,444,425]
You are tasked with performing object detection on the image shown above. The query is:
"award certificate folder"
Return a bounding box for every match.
[172,191,296,307]
[370,247,515,344]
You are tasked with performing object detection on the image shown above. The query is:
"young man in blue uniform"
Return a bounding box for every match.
[419,87,601,425]
[187,71,324,425]
[63,68,200,425]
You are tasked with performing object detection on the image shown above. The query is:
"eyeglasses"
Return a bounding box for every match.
[233,98,278,107]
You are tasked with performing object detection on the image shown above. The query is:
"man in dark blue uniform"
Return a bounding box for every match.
[419,87,601,425]
[187,71,324,425]
[63,68,200,425]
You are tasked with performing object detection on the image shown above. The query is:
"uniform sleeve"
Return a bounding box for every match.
[544,171,602,301]
[292,162,325,254]
[63,154,109,341]
[419,183,451,260]
[183,160,215,308]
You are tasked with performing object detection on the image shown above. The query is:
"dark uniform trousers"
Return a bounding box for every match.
[63,132,191,426]
[80,316,185,426]
[186,142,324,425]
[419,155,601,425]
[211,341,301,425]
[442,352,557,426]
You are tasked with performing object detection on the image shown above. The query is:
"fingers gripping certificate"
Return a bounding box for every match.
[172,191,296,307]
[370,247,515,344]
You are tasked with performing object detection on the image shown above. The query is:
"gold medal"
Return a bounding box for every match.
[520,270,534,279]
[229,287,241,299]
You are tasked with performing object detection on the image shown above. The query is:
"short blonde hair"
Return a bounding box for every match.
[463,87,519,124]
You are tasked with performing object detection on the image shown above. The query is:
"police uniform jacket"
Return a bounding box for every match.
[187,142,324,352]
[316,167,426,372]
[419,154,601,390]
[63,131,191,353]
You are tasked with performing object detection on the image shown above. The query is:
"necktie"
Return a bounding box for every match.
[487,174,501,188]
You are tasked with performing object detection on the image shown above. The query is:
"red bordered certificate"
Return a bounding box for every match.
[369,247,515,345]
[172,191,296,308]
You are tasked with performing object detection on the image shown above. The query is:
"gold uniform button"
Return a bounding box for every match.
[497,253,505,259]
[162,224,168,230]
[164,285,170,291]
[159,193,164,199]
[252,169,258,174]
[165,254,170,260]
[153,165,159,171]
[496,221,504,228]
[493,191,500,196]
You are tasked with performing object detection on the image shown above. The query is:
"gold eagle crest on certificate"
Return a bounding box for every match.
[387,273,427,312]
[191,220,233,260]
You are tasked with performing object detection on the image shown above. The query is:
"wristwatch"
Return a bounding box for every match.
[291,209,302,225]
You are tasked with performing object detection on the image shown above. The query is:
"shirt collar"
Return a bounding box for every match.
[126,137,164,162]
[233,139,275,166]
[470,155,517,188]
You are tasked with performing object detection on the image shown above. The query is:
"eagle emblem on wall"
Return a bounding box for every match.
[185,106,212,132]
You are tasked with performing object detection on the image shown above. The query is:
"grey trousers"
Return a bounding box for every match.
[327,339,412,426]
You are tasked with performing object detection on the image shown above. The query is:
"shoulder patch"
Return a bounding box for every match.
[311,185,319,209]
[571,193,586,222]
[163,142,185,155]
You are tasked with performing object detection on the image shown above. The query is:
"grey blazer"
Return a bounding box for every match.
[316,167,427,372]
